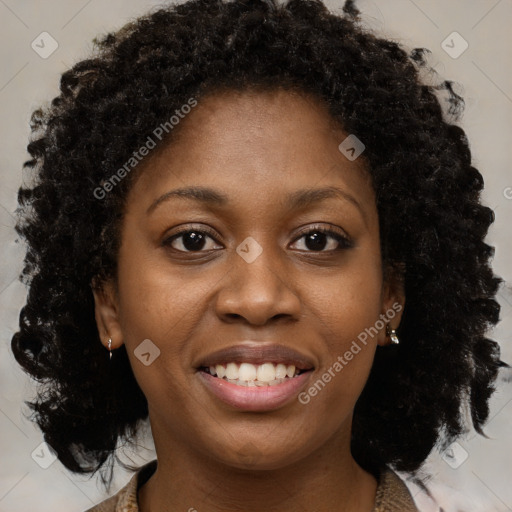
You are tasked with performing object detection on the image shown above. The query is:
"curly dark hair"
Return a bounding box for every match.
[11,0,506,486]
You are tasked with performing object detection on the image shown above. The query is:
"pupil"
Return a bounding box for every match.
[183,232,205,251]
[306,232,326,251]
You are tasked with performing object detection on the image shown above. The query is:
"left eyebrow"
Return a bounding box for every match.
[285,186,364,215]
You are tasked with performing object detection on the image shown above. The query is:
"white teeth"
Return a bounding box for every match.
[207,362,302,386]
[215,364,226,379]
[225,362,239,380]
[275,363,287,379]
[257,363,276,382]
[227,377,288,386]
[239,363,257,381]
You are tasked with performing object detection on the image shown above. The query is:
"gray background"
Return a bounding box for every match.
[0,1,511,511]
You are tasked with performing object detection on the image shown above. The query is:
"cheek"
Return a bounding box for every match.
[304,251,383,404]
[114,262,206,416]
[117,259,217,360]
[114,238,214,395]
[313,250,384,350]
[115,216,212,338]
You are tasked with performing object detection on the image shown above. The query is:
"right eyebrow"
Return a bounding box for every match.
[146,186,228,215]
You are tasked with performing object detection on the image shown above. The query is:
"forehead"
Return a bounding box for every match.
[127,88,375,218]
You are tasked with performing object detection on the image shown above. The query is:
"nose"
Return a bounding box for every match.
[214,242,302,326]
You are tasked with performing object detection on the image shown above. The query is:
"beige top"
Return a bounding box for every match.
[85,460,418,512]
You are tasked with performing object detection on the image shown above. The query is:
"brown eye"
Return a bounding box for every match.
[163,228,222,252]
[291,226,353,252]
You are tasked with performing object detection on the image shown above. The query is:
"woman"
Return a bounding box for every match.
[11,0,506,510]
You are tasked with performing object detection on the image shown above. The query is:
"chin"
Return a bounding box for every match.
[203,432,317,472]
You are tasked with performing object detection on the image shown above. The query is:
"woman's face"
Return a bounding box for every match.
[94,89,403,470]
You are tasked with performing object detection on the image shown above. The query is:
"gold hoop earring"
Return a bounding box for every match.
[386,324,399,345]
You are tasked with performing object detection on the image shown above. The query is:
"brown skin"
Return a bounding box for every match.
[93,89,404,512]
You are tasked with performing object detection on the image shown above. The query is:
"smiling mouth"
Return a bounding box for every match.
[199,362,311,387]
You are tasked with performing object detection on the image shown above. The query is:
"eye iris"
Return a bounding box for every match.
[305,232,327,251]
[182,232,206,251]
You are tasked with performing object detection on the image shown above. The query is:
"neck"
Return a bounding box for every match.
[139,424,378,512]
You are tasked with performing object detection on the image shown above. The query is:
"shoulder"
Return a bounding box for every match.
[373,467,419,512]
[83,460,157,512]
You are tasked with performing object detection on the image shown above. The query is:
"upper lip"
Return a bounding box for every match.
[196,343,315,371]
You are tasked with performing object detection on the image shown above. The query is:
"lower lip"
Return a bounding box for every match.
[197,370,312,412]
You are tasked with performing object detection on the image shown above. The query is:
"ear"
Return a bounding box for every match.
[377,264,406,347]
[91,277,124,350]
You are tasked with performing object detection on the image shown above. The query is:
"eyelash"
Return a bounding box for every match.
[294,225,353,251]
[162,224,353,253]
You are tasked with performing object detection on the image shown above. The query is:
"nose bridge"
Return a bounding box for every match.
[233,233,285,295]
[215,233,301,324]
